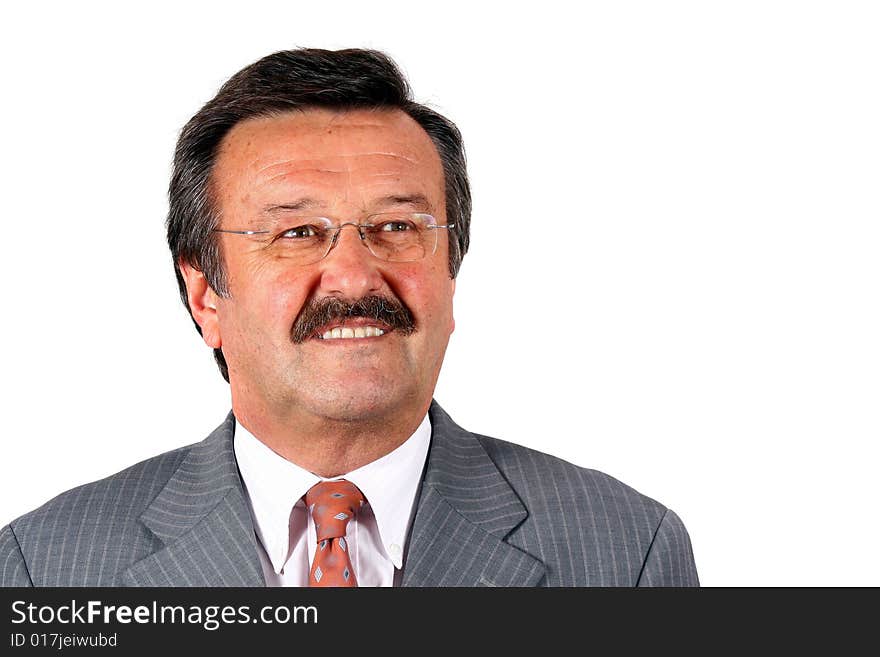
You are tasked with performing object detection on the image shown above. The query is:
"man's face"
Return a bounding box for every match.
[193,108,455,423]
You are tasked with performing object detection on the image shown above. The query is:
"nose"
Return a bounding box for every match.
[317,223,385,298]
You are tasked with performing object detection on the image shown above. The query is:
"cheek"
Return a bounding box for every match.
[393,266,454,332]
[268,271,310,312]
[227,261,316,329]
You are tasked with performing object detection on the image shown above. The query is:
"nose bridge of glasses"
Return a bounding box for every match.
[324,221,370,259]
[334,221,369,239]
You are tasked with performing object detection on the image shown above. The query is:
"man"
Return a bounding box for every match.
[1,48,698,587]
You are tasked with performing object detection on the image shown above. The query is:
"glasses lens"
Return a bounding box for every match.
[251,214,438,264]
[364,213,434,262]
[266,221,334,265]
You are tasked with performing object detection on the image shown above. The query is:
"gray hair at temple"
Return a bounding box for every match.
[165,48,472,381]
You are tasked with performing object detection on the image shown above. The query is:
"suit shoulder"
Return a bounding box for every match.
[8,442,193,539]
[471,433,698,585]
[474,433,668,522]
[3,413,237,586]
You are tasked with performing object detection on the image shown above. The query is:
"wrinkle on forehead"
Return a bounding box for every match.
[357,151,421,163]
[214,108,445,218]
[256,152,422,181]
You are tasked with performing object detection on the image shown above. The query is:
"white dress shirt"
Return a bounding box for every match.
[233,414,431,587]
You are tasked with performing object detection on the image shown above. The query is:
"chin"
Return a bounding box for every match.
[311,396,401,423]
[303,380,412,423]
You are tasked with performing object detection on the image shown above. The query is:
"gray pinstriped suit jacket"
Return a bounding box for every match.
[0,401,698,587]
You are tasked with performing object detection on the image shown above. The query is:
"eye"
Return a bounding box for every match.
[378,220,415,232]
[278,224,320,240]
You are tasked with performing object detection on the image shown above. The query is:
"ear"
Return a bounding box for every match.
[179,262,222,348]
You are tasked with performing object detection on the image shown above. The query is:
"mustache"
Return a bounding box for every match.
[291,295,416,343]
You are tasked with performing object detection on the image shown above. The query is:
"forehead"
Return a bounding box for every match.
[212,108,445,212]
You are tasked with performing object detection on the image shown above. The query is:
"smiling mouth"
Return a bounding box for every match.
[319,325,387,340]
[313,318,393,341]
[292,295,415,344]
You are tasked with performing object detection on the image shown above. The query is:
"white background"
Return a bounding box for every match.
[1,1,877,586]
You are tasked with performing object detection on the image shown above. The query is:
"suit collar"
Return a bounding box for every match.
[122,413,265,586]
[401,402,545,587]
[122,402,545,587]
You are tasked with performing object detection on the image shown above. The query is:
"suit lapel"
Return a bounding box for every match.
[121,403,544,587]
[122,413,265,587]
[402,402,545,587]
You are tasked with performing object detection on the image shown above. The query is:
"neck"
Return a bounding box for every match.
[231,396,431,477]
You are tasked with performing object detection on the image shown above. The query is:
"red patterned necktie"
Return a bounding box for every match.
[305,480,366,587]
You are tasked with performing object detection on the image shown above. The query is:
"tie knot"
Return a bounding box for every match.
[305,479,365,542]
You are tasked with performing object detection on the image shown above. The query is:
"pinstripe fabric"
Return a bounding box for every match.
[0,524,32,586]
[1,414,264,587]
[1,402,698,587]
[402,403,699,587]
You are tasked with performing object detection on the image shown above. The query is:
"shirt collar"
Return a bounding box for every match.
[233,413,431,573]
[343,412,431,569]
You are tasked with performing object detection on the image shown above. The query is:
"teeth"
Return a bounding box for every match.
[320,326,386,340]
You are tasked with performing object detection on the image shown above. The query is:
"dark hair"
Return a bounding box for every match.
[166,48,471,381]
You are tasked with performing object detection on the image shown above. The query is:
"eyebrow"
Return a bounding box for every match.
[262,194,432,216]
[262,198,325,214]
[374,194,432,211]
